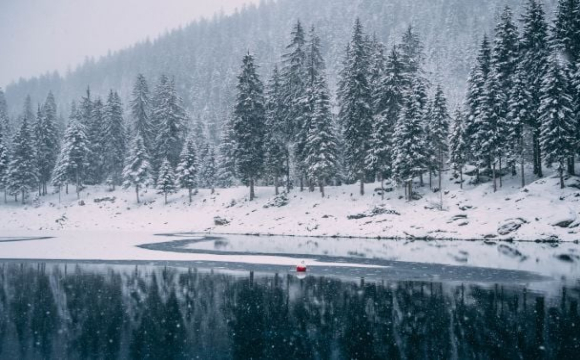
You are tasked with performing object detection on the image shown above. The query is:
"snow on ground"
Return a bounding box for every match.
[0,167,579,241]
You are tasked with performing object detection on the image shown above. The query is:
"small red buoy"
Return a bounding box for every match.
[297,261,307,273]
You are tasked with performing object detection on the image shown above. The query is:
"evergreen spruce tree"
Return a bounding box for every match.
[553,0,580,65]
[104,91,126,187]
[367,47,406,195]
[0,135,9,202]
[281,20,307,186]
[156,158,177,204]
[303,74,339,197]
[465,35,492,163]
[6,114,37,203]
[264,67,286,195]
[87,98,106,184]
[39,91,60,193]
[153,76,186,169]
[122,134,152,203]
[199,143,217,194]
[507,64,533,187]
[472,69,507,192]
[393,81,428,200]
[448,109,468,189]
[520,0,550,177]
[539,55,576,189]
[296,26,326,191]
[338,18,373,195]
[79,87,93,128]
[0,88,10,147]
[176,138,197,202]
[425,85,450,192]
[131,74,154,154]
[398,26,425,84]
[53,113,90,199]
[232,53,266,201]
[216,118,237,188]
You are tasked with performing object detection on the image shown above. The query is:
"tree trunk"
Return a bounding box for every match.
[429,171,432,190]
[380,175,385,201]
[499,156,503,188]
[285,151,291,193]
[165,192,168,205]
[520,137,525,188]
[438,162,442,198]
[274,175,279,196]
[535,130,543,178]
[250,178,255,201]
[299,177,304,192]
[568,156,576,176]
[359,173,365,196]
[21,189,25,204]
[419,173,424,187]
[188,188,192,203]
[532,131,539,175]
[211,187,215,195]
[319,180,324,198]
[492,163,497,193]
[66,183,68,195]
[459,168,463,190]
[309,178,315,192]
[408,181,413,201]
[560,166,565,189]
[136,185,140,204]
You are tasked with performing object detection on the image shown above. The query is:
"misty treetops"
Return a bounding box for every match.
[1,0,580,204]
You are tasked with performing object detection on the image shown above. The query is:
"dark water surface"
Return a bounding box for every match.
[0,262,578,360]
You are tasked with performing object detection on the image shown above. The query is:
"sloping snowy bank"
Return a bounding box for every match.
[0,169,579,242]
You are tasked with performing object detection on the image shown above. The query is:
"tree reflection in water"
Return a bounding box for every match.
[0,263,577,359]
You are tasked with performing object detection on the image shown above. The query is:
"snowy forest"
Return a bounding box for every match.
[0,0,579,205]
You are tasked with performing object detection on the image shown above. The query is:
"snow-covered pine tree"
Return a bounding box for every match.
[448,109,468,189]
[122,134,152,203]
[507,64,533,187]
[398,26,425,85]
[104,90,126,187]
[465,35,492,166]
[131,74,154,155]
[553,0,580,175]
[156,158,177,204]
[86,98,105,184]
[0,135,9,202]
[539,54,576,189]
[338,18,373,196]
[153,76,186,169]
[520,0,550,177]
[393,80,428,200]
[367,47,406,195]
[472,69,507,192]
[216,118,236,188]
[264,67,287,195]
[51,102,78,196]
[490,6,519,187]
[304,74,339,198]
[6,112,37,203]
[553,0,580,66]
[296,26,326,192]
[281,20,307,177]
[54,111,90,199]
[199,143,217,194]
[79,87,93,128]
[176,138,197,202]
[425,85,450,192]
[0,88,10,147]
[232,53,266,201]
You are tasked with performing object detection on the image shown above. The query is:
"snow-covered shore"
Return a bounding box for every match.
[1,168,579,242]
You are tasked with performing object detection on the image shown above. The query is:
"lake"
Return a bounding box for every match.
[0,260,578,359]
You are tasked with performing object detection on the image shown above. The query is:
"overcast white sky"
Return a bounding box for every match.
[0,0,258,88]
